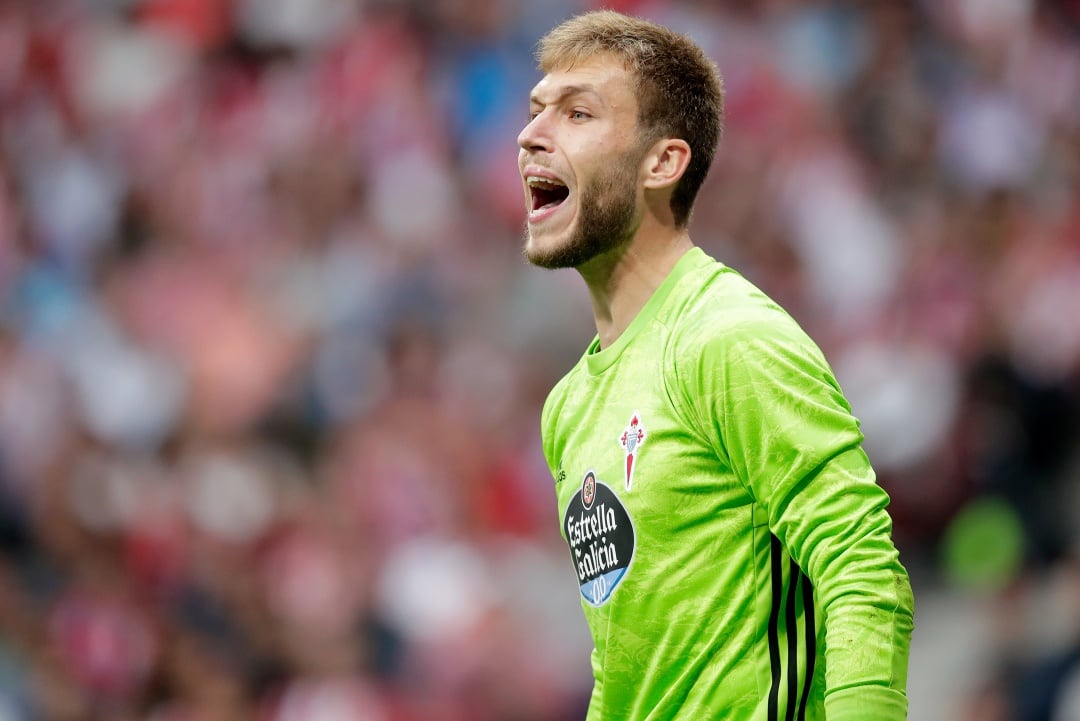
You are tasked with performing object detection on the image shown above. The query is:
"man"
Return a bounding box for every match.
[518,10,914,721]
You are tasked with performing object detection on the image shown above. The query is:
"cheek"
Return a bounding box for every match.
[568,143,609,181]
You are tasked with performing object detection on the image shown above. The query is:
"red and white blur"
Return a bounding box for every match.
[0,1,1077,720]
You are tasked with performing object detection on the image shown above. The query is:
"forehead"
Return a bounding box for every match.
[529,54,637,109]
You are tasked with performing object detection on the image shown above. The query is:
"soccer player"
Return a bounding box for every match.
[518,10,914,721]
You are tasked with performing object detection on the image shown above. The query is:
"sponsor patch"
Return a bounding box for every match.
[564,471,635,606]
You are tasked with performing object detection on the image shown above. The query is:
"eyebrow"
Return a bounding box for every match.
[529,83,603,107]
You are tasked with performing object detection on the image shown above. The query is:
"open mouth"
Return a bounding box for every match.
[527,176,570,213]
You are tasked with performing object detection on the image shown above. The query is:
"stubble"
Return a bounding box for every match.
[523,150,642,270]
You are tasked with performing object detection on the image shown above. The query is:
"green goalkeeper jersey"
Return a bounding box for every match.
[541,248,914,721]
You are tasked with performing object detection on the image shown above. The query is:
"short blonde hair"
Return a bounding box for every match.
[537,10,724,227]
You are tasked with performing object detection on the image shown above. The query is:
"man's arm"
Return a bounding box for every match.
[688,313,914,720]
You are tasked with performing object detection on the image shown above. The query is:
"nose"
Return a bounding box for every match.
[518,110,553,154]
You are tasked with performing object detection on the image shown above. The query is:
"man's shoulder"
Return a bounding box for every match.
[665,259,801,350]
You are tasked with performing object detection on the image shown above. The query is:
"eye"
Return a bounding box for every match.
[570,109,592,121]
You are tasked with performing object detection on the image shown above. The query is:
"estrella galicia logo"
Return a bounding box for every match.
[564,471,635,606]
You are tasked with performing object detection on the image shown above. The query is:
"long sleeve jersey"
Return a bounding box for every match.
[540,247,914,721]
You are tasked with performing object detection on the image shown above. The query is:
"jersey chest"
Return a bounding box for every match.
[549,368,756,608]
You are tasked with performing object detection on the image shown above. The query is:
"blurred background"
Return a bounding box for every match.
[0,0,1078,719]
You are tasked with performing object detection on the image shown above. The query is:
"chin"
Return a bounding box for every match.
[525,235,600,271]
[523,240,566,270]
[523,222,569,266]
[524,237,562,269]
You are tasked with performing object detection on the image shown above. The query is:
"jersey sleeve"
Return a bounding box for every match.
[681,311,914,721]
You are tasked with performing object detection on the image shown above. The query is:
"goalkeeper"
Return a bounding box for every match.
[517,9,914,721]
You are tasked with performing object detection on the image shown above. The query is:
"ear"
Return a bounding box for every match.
[642,138,691,190]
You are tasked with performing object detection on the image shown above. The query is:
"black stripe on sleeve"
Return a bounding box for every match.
[767,536,783,721]
[784,560,799,721]
[797,573,817,721]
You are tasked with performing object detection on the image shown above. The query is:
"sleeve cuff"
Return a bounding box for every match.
[824,685,908,721]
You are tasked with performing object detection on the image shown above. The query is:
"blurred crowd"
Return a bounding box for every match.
[0,0,1077,719]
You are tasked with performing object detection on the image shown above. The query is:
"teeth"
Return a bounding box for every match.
[526,176,566,189]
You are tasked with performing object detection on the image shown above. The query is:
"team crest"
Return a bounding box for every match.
[619,412,646,490]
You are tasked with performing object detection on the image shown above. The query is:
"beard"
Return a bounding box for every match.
[523,150,642,270]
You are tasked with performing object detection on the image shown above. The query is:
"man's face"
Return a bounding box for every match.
[517,55,647,269]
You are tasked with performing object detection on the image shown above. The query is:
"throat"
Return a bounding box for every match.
[583,235,695,351]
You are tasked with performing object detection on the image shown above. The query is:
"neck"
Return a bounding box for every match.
[579,221,694,349]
